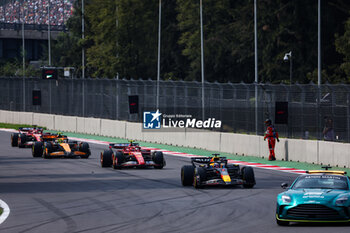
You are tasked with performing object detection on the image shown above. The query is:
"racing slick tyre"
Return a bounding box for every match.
[18,133,27,148]
[276,218,289,226]
[153,151,165,169]
[242,167,256,188]
[194,167,206,189]
[112,151,124,169]
[181,165,195,186]
[101,150,113,167]
[11,133,19,147]
[43,142,53,159]
[32,142,43,158]
[79,142,91,159]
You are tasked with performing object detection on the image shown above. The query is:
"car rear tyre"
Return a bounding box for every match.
[18,134,26,148]
[79,142,90,159]
[32,142,43,157]
[242,166,255,188]
[101,150,113,167]
[11,133,19,147]
[181,165,194,186]
[113,151,124,169]
[152,151,165,169]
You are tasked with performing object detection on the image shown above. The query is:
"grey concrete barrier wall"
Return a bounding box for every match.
[33,113,55,129]
[54,115,77,133]
[84,118,101,135]
[1,110,350,168]
[0,110,11,123]
[125,122,143,141]
[184,130,221,151]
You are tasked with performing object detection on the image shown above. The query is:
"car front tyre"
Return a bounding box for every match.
[153,151,165,169]
[101,150,113,167]
[181,165,194,186]
[32,142,43,157]
[242,166,256,188]
[11,133,19,147]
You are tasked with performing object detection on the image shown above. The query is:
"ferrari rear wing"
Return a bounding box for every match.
[19,127,34,131]
[109,143,140,149]
[19,127,43,131]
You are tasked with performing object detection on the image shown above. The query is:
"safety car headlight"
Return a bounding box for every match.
[335,196,348,206]
[281,195,291,204]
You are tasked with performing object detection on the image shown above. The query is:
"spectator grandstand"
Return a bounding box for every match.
[0,0,74,26]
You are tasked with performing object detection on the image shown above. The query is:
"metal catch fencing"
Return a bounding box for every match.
[0,77,349,142]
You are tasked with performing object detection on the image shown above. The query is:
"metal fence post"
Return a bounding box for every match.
[49,80,52,114]
[82,79,85,117]
[116,78,119,120]
[255,83,258,135]
[347,92,350,143]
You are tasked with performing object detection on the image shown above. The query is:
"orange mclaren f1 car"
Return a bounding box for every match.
[32,134,90,159]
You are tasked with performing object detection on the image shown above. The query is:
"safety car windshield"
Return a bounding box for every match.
[292,175,349,190]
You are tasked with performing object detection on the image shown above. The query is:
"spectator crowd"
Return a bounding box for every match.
[0,0,74,26]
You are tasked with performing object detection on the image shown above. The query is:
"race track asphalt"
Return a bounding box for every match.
[0,130,349,233]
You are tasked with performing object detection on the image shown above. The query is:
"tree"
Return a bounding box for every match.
[335,17,350,82]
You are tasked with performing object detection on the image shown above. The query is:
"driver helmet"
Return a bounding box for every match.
[265,119,272,126]
[57,137,65,143]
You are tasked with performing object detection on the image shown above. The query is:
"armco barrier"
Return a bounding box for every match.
[1,110,350,168]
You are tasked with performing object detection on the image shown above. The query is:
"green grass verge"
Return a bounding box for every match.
[0,123,46,130]
[46,130,350,174]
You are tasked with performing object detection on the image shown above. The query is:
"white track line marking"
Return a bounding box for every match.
[0,128,17,133]
[0,199,10,225]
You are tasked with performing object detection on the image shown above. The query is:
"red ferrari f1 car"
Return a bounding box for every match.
[11,127,44,148]
[100,141,165,169]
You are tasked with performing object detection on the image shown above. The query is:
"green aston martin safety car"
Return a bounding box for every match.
[276,167,350,226]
